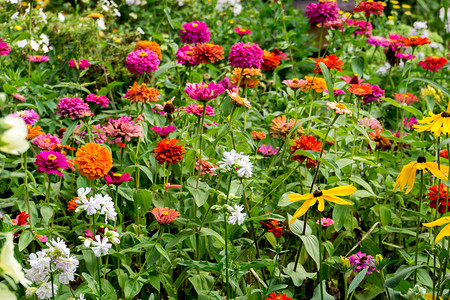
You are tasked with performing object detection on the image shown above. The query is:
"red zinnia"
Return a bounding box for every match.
[347,83,373,96]
[440,149,449,159]
[259,214,284,238]
[401,36,431,47]
[427,184,450,214]
[418,56,448,72]
[353,1,385,17]
[67,198,79,211]
[153,138,186,165]
[290,135,322,168]
[12,211,29,226]
[266,293,292,300]
[314,54,344,73]
[261,50,281,71]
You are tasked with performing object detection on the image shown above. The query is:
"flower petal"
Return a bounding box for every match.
[422,216,450,227]
[323,185,356,196]
[290,199,313,224]
[284,193,314,203]
[435,223,450,244]
[322,195,353,205]
[425,162,448,181]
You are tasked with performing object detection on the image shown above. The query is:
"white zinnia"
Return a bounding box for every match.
[0,116,29,155]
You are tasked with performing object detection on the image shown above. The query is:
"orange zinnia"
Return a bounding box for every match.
[124,82,159,103]
[153,138,186,165]
[290,135,322,168]
[270,115,304,139]
[134,40,162,60]
[232,68,261,88]
[26,125,44,140]
[74,143,112,179]
[251,131,266,140]
[193,42,224,64]
[347,83,373,96]
[67,198,79,211]
[261,50,281,71]
[302,76,327,93]
[314,54,344,73]
[401,36,431,47]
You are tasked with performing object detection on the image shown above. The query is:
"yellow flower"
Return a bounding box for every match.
[340,256,351,268]
[283,185,355,223]
[388,15,394,20]
[376,254,383,265]
[421,85,443,102]
[14,25,22,30]
[87,13,104,18]
[424,292,444,300]
[414,101,450,137]
[393,157,448,194]
[229,20,234,24]
[393,4,400,9]
[405,11,412,15]
[423,217,450,244]
[402,4,411,9]
[390,0,399,3]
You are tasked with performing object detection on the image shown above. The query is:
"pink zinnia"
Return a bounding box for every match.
[32,133,61,150]
[126,49,160,74]
[340,75,364,84]
[305,1,339,25]
[105,172,133,185]
[395,52,416,60]
[74,123,107,144]
[12,93,26,101]
[348,251,378,274]
[0,38,11,56]
[258,144,279,156]
[367,36,389,47]
[176,45,200,66]
[9,109,39,125]
[184,81,225,102]
[103,116,143,144]
[165,183,182,191]
[56,97,92,119]
[185,104,215,117]
[151,207,180,225]
[151,125,177,137]
[228,42,264,69]
[34,150,68,177]
[27,55,49,63]
[316,217,334,227]
[180,21,210,44]
[195,158,217,176]
[234,28,251,35]
[86,94,109,107]
[68,59,91,70]
[404,117,418,130]
[282,78,308,89]
[362,84,385,105]
[345,20,372,36]
[358,117,382,131]
[35,234,48,243]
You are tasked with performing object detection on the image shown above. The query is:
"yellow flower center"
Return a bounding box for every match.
[186,51,193,55]
[162,211,169,216]
[139,51,148,58]
[293,78,298,82]
[192,23,198,27]
[200,84,208,88]
[17,111,27,117]
[167,100,173,104]
[48,154,57,160]
[239,28,246,32]
[336,103,348,110]
[44,138,51,142]
[431,56,439,59]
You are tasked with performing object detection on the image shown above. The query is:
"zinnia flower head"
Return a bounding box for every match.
[317,217,334,227]
[151,207,180,225]
[234,28,251,35]
[368,129,392,151]
[427,184,449,214]
[395,52,416,60]
[185,104,215,117]
[260,216,284,238]
[314,54,343,73]
[348,251,378,274]
[232,68,262,88]
[151,125,177,137]
[74,123,107,144]
[302,76,327,93]
[68,59,91,70]
[347,83,373,96]
[401,36,431,47]
[26,125,44,140]
[153,138,186,165]
[0,38,11,56]
[103,116,143,144]
[74,143,113,179]
[104,172,133,185]
[283,185,355,223]
[9,109,39,125]
[418,56,448,72]
[367,36,389,47]
[32,133,61,150]
[226,90,251,108]
[362,84,385,104]
[27,55,49,63]
[195,158,218,176]
[251,131,266,140]
[340,74,364,84]
[126,49,160,74]
[34,150,68,177]
[327,101,352,115]
[404,117,418,130]
[290,135,322,168]
[359,117,382,130]
[12,211,29,227]
[282,78,308,89]
[185,81,225,102]
[124,82,159,103]
[228,42,264,69]
[86,94,109,107]
[176,45,200,66]
[261,50,281,71]
[258,144,279,156]
[12,93,26,102]
[180,21,211,44]
[353,1,385,17]
[56,97,92,119]
[305,0,339,25]
[345,19,372,36]
[193,42,224,64]
[270,115,303,139]
[393,92,418,105]
[134,40,162,60]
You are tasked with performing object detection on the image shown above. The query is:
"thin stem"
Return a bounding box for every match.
[318,210,324,300]
[279,0,298,77]
[413,170,424,285]
[97,256,103,298]
[224,175,233,299]
[196,104,207,189]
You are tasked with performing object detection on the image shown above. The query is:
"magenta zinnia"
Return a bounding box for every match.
[228,42,264,69]
[185,104,215,117]
[27,55,50,63]
[184,81,225,102]
[86,94,109,107]
[179,21,210,44]
[56,97,92,119]
[68,59,91,70]
[34,150,68,177]
[9,109,39,125]
[126,49,160,74]
[0,38,11,56]
[151,125,177,137]
[176,45,200,66]
[305,0,339,25]
[105,172,133,185]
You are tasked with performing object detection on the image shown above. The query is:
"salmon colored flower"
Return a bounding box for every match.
[134,40,162,60]
[283,185,356,223]
[151,207,180,225]
[153,138,186,165]
[290,135,322,168]
[26,125,44,140]
[232,68,262,88]
[251,131,266,140]
[314,54,344,73]
[270,115,303,139]
[74,143,113,179]
[226,90,251,108]
[347,83,373,96]
[261,50,281,71]
[124,82,159,103]
[393,92,418,105]
[327,101,352,115]
[194,42,225,64]
[282,78,308,89]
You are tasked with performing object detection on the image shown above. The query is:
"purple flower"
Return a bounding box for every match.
[362,84,385,105]
[218,76,235,91]
[151,125,177,137]
[180,21,210,44]
[0,38,11,56]
[86,94,109,107]
[126,49,160,74]
[305,1,339,25]
[185,104,215,117]
[176,45,200,66]
[9,109,39,125]
[68,59,91,70]
[395,52,416,60]
[184,81,225,102]
[359,117,382,131]
[105,172,133,185]
[367,36,389,47]
[325,88,345,96]
[404,117,418,130]
[34,150,68,177]
[56,97,92,119]
[74,123,107,144]
[103,116,143,144]
[32,133,61,150]
[27,55,49,62]
[258,144,279,156]
[228,42,264,69]
[348,251,378,274]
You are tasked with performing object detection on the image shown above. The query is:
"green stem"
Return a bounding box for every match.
[224,175,233,299]
[196,104,207,189]
[413,170,424,285]
[97,256,103,298]
[318,210,324,300]
[279,0,298,77]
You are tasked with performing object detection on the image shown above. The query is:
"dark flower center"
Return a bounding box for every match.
[417,156,426,163]
[442,111,450,117]
[313,190,323,197]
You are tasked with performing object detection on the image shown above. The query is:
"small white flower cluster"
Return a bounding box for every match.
[218,149,253,178]
[227,204,246,225]
[101,0,121,17]
[125,0,141,5]
[215,0,243,16]
[440,8,450,33]
[410,21,428,37]
[25,238,79,300]
[75,188,117,224]
[17,33,50,53]
[81,228,120,257]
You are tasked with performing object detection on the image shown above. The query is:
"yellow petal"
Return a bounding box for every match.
[284,193,314,203]
[435,223,450,244]
[290,199,313,224]
[422,216,450,227]
[323,185,357,196]
[393,162,417,193]
[425,162,448,181]
[318,197,325,211]
[323,195,353,205]
[405,163,418,194]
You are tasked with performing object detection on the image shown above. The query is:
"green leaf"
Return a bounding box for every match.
[351,57,364,76]
[124,278,143,300]
[283,262,316,287]
[186,177,210,207]
[408,77,450,99]
[299,235,321,270]
[40,205,54,225]
[347,268,368,297]
[188,274,214,294]
[82,272,99,295]
[311,280,335,300]
[383,97,401,108]
[133,189,153,213]
[199,228,225,246]
[61,121,79,145]
[319,62,335,102]
[332,205,352,231]
[18,230,33,251]
[384,265,423,288]
[155,242,171,264]
[288,213,312,236]
[166,229,195,249]
[164,8,175,29]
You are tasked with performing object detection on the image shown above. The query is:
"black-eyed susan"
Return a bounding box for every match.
[414,100,450,136]
[422,216,450,244]
[283,185,356,224]
[393,156,448,194]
